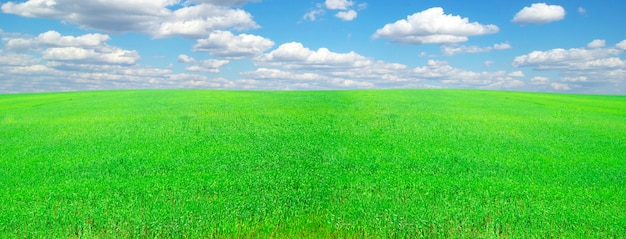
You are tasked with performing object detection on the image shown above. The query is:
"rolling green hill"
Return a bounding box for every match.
[1,89,625,238]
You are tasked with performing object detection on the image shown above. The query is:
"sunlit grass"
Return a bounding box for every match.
[1,89,625,238]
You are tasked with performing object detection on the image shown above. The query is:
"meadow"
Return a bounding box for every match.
[0,89,624,238]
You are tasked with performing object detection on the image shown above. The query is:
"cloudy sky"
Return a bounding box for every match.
[1,0,625,93]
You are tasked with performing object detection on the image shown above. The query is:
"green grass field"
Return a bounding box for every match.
[1,89,625,238]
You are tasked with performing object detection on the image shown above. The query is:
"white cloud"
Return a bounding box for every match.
[2,0,172,33]
[531,76,550,85]
[325,0,354,10]
[336,10,357,21]
[42,47,139,65]
[185,59,230,73]
[154,5,258,38]
[551,82,571,90]
[5,31,140,65]
[4,64,53,74]
[6,31,110,51]
[250,42,412,88]
[255,42,373,69]
[0,51,40,66]
[193,30,274,59]
[512,3,566,24]
[0,30,243,93]
[484,60,495,67]
[587,39,606,49]
[188,0,258,6]
[1,1,259,39]
[442,42,511,55]
[252,42,529,90]
[330,78,374,88]
[178,54,196,63]
[43,62,170,75]
[508,71,525,77]
[35,31,110,47]
[578,7,586,15]
[307,1,362,21]
[561,76,588,82]
[239,68,376,90]
[329,61,410,82]
[372,7,499,44]
[616,40,626,51]
[177,54,229,73]
[494,43,512,50]
[303,8,325,21]
[413,60,525,89]
[241,68,325,81]
[0,61,238,93]
[513,41,626,91]
[512,47,624,70]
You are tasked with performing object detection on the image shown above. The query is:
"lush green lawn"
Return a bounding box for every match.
[1,89,625,238]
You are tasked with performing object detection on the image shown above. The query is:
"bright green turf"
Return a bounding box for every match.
[1,89,625,238]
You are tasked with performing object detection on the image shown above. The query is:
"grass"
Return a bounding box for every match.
[0,89,625,238]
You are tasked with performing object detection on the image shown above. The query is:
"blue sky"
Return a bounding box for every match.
[1,0,625,93]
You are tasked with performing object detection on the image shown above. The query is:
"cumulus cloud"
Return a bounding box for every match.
[255,42,373,69]
[5,31,140,65]
[325,0,354,10]
[515,51,625,70]
[241,68,325,81]
[178,54,196,63]
[249,42,530,90]
[551,82,571,90]
[2,0,168,33]
[42,47,139,65]
[6,31,110,51]
[178,54,229,73]
[561,76,588,82]
[372,7,499,44]
[154,4,258,38]
[240,67,375,89]
[2,30,308,93]
[587,39,606,49]
[0,51,41,66]
[1,0,259,39]
[0,57,237,93]
[616,40,626,51]
[0,64,240,93]
[192,30,274,59]
[336,10,357,21]
[512,42,624,70]
[530,76,550,85]
[413,60,525,89]
[304,0,363,21]
[249,42,411,88]
[185,60,230,73]
[508,71,525,77]
[512,3,566,24]
[513,39,626,92]
[189,0,258,6]
[441,42,511,55]
[0,29,242,93]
